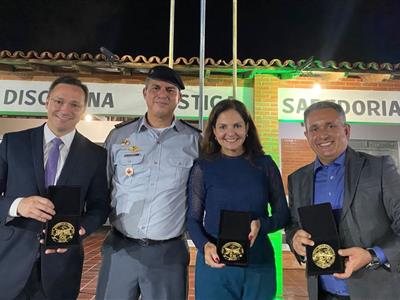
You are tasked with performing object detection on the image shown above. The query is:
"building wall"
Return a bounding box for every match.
[253,73,400,297]
[254,74,285,297]
[253,73,400,191]
[3,69,400,298]
[0,72,252,142]
[281,139,314,193]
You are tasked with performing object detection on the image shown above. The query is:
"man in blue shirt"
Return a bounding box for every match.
[286,101,400,300]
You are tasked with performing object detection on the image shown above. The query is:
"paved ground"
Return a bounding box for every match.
[78,229,308,300]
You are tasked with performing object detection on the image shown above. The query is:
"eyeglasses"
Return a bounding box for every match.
[50,98,84,112]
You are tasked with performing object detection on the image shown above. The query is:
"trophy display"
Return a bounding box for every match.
[298,202,345,275]
[45,186,81,248]
[217,210,251,267]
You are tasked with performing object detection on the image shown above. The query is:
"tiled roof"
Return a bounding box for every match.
[0,50,399,74]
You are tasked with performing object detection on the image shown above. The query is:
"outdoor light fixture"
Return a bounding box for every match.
[100,47,118,63]
[84,114,93,122]
[312,83,321,93]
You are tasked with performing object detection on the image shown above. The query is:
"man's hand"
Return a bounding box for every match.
[334,247,372,279]
[204,242,225,268]
[42,227,86,255]
[248,219,261,247]
[17,196,55,222]
[292,229,314,256]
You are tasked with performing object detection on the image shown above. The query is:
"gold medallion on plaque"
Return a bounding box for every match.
[51,222,75,243]
[221,242,244,261]
[312,244,335,269]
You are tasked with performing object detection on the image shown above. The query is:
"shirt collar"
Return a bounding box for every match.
[313,149,346,172]
[138,114,177,132]
[44,123,76,148]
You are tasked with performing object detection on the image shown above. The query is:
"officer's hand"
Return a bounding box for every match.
[292,229,314,257]
[17,196,55,222]
[334,247,372,279]
[204,242,225,268]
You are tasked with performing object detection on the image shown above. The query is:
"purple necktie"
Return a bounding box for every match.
[45,137,63,187]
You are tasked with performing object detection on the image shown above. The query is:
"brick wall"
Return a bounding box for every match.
[281,139,315,193]
[254,74,286,297]
[254,74,281,161]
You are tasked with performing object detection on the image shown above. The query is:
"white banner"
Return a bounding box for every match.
[0,80,253,118]
[279,88,400,124]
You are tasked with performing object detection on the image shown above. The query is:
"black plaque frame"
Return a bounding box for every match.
[45,185,81,248]
[217,210,251,267]
[298,203,345,276]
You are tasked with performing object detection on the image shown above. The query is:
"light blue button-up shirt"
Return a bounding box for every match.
[105,116,200,240]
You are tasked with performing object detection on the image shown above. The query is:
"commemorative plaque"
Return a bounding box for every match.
[217,210,251,267]
[45,186,81,248]
[298,203,345,276]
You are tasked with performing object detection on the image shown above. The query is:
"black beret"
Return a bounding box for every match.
[147,66,185,90]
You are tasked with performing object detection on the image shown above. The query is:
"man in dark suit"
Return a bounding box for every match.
[286,101,400,300]
[0,76,110,299]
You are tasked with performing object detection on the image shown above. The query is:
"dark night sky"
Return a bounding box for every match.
[1,0,400,63]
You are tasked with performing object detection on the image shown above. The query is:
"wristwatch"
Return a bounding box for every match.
[365,248,381,270]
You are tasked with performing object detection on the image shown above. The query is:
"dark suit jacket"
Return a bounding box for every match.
[0,124,110,300]
[286,147,400,300]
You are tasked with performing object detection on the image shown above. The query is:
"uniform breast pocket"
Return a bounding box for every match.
[115,154,150,184]
[168,157,194,185]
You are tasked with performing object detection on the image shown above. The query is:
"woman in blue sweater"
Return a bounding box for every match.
[187,99,290,300]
